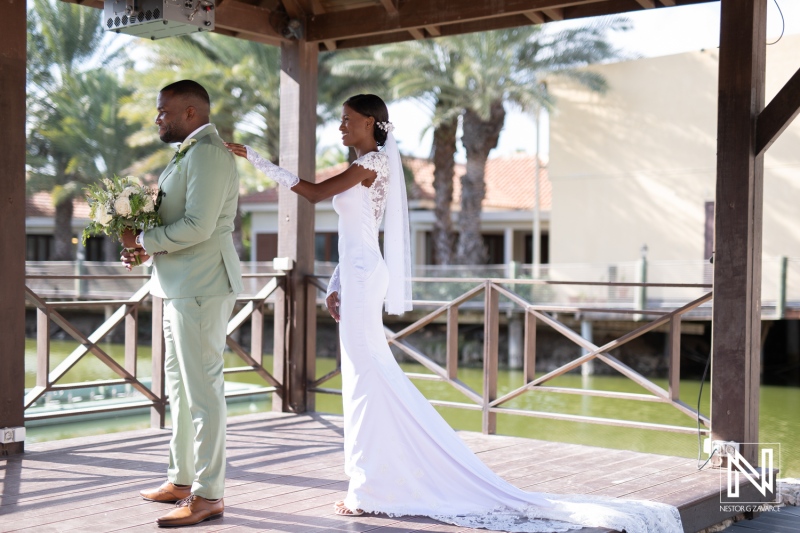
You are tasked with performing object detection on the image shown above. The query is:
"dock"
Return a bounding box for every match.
[0,412,779,532]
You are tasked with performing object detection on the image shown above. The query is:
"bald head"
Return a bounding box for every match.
[155,80,211,143]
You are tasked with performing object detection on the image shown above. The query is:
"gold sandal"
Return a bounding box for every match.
[333,500,364,516]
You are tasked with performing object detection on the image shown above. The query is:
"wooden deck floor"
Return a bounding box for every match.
[0,412,777,532]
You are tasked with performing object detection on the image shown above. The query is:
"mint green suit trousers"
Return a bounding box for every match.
[164,292,236,499]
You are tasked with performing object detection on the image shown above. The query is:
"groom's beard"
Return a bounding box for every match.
[159,122,184,144]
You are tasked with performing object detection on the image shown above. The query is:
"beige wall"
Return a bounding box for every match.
[548,34,800,266]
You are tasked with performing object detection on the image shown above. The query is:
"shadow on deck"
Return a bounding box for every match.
[0,412,775,532]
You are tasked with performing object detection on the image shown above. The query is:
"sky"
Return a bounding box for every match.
[318,0,800,163]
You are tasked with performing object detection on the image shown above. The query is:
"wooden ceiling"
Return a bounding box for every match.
[66,0,716,50]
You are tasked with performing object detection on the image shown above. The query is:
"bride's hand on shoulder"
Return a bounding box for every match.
[326,291,340,323]
[223,142,248,159]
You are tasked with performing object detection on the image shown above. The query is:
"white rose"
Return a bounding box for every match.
[143,195,155,213]
[94,205,113,226]
[114,196,132,217]
[120,186,138,198]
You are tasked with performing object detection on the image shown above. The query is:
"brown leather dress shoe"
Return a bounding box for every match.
[140,481,192,503]
[156,495,224,528]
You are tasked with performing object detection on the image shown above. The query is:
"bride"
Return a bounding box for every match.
[225,94,683,533]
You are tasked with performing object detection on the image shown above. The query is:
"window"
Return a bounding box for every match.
[524,233,549,264]
[315,233,339,262]
[84,237,107,261]
[26,235,54,261]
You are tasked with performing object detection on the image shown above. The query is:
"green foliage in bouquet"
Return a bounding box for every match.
[82,175,162,246]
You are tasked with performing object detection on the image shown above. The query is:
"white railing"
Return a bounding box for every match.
[26,257,798,318]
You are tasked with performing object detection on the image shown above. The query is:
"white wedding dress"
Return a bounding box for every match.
[253,148,684,533]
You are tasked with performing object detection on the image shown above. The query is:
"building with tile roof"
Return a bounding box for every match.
[240,154,550,265]
[25,192,99,261]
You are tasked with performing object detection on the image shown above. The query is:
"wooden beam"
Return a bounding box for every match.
[568,0,710,19]
[215,1,285,43]
[660,0,677,5]
[634,0,656,8]
[523,11,546,24]
[711,0,767,466]
[424,25,441,36]
[756,66,800,155]
[0,0,27,455]
[408,27,425,40]
[542,7,564,20]
[274,39,318,413]
[379,0,398,15]
[333,14,537,50]
[305,0,605,43]
[282,0,309,17]
[60,0,103,8]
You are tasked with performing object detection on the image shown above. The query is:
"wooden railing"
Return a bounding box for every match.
[24,271,286,427]
[306,276,714,436]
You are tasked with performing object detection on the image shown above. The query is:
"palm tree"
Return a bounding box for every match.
[380,41,461,265]
[28,70,154,260]
[450,22,626,264]
[26,0,121,260]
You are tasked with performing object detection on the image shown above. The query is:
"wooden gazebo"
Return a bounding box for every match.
[2,0,799,477]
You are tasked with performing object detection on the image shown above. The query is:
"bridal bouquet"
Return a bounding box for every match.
[82,175,162,265]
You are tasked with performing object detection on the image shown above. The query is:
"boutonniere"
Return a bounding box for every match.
[174,138,197,165]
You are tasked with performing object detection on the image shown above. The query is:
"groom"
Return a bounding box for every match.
[121,79,242,527]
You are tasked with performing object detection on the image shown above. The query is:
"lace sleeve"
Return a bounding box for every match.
[353,150,386,175]
[326,265,340,298]
[245,146,300,188]
[353,151,390,228]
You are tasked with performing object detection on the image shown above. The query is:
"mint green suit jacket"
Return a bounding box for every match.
[143,124,243,299]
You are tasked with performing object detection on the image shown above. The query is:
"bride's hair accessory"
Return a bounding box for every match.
[376,121,394,133]
[244,146,300,189]
[382,129,413,315]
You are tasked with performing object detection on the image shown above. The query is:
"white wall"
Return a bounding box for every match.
[548,34,800,265]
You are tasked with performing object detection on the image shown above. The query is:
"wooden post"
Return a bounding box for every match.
[446,305,459,380]
[273,39,318,413]
[0,0,27,455]
[711,0,767,466]
[36,309,50,389]
[125,305,138,377]
[482,282,499,434]
[151,297,166,428]
[251,303,264,366]
[523,311,536,384]
[304,278,318,411]
[580,320,595,376]
[668,315,681,401]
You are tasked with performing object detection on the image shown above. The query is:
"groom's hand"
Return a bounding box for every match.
[326,292,340,323]
[120,228,140,249]
[121,248,150,271]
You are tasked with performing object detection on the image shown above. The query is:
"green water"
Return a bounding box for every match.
[25,340,800,478]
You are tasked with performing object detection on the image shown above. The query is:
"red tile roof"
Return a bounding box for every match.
[26,191,91,219]
[240,155,550,211]
[406,154,551,211]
